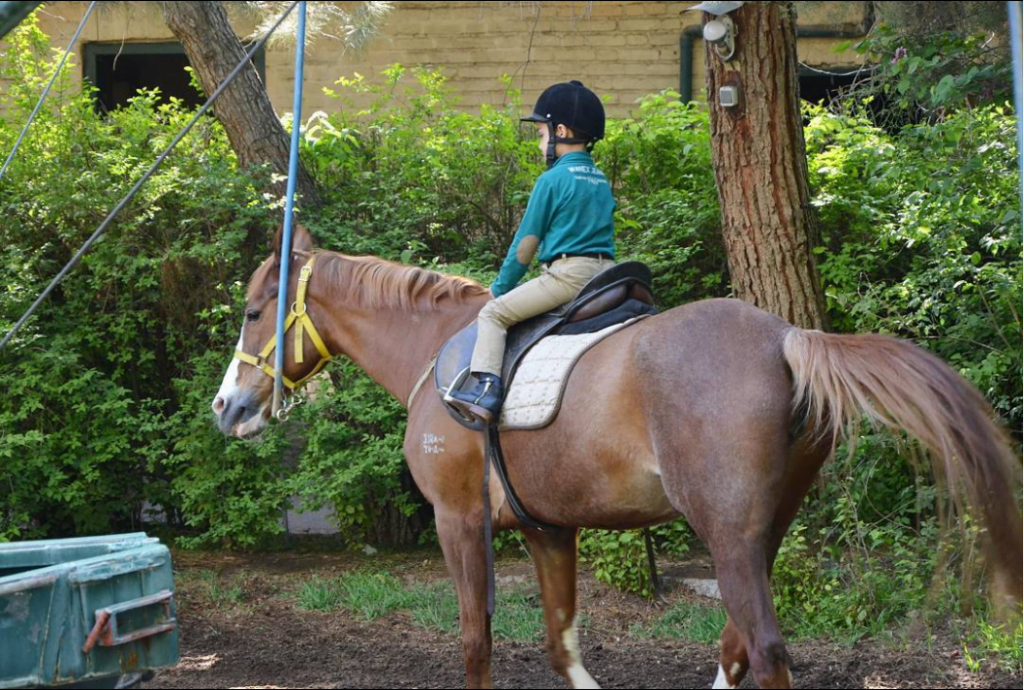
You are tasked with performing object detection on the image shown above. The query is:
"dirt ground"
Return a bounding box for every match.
[149,550,1022,690]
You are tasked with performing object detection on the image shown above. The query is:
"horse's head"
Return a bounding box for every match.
[212,224,330,438]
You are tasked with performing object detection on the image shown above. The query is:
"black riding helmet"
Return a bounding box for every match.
[521,80,606,168]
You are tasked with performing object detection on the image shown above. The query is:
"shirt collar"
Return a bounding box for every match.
[552,151,593,168]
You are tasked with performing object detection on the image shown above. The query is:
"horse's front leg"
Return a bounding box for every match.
[524,527,600,689]
[436,507,494,689]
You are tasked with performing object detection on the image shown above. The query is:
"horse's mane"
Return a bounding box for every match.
[249,251,488,309]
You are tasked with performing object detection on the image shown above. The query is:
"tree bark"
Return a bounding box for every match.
[160,1,321,209]
[704,1,827,330]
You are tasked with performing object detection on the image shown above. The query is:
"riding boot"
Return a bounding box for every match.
[447,373,504,424]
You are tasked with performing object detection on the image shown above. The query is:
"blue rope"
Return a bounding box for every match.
[1009,2,1023,181]
[0,1,97,183]
[272,1,308,415]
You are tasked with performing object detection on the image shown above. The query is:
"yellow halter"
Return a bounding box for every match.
[234,255,332,390]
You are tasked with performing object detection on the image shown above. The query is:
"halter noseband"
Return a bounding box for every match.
[234,254,332,391]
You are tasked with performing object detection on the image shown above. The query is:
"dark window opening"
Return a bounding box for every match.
[84,42,265,112]
[798,67,861,105]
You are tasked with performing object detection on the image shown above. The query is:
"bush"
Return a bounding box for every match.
[808,102,1022,430]
[0,16,280,541]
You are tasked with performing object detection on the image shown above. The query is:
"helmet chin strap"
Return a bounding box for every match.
[545,121,557,169]
[545,121,592,168]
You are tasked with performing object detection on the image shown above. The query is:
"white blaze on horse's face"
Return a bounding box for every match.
[212,325,271,438]
[212,327,244,414]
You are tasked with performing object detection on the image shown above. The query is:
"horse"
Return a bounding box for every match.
[212,224,1022,689]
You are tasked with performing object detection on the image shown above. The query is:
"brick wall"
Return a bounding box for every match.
[5,1,869,120]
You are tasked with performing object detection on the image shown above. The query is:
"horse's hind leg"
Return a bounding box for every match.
[436,510,494,689]
[714,435,832,689]
[655,428,796,687]
[523,527,600,689]
[714,537,793,689]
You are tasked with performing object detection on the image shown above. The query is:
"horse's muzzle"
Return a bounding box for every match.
[216,390,262,436]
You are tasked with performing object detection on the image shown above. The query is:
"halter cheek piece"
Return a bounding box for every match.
[234,254,332,392]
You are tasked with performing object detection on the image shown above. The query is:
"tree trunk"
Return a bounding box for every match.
[703,1,827,330]
[160,1,320,209]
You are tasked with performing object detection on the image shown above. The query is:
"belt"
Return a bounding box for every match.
[543,252,614,268]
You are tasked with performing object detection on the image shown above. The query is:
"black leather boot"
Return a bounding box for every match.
[447,373,504,424]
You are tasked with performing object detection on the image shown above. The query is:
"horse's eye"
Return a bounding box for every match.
[246,309,261,322]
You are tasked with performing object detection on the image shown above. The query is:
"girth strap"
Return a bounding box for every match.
[485,425,557,532]
[481,424,556,617]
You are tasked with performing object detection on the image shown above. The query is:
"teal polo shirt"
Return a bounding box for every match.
[491,151,616,297]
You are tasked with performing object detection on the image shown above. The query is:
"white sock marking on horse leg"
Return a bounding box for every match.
[562,617,600,689]
[712,664,737,689]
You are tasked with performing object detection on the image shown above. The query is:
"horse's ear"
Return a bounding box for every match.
[272,223,316,266]
[292,223,315,253]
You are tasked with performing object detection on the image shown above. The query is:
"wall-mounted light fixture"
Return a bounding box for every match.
[687,1,744,63]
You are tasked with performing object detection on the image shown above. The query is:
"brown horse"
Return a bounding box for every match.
[212,224,1022,689]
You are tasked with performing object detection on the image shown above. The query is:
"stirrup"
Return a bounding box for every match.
[443,367,483,424]
[444,368,502,424]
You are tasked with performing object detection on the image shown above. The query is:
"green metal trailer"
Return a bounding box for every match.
[0,533,179,689]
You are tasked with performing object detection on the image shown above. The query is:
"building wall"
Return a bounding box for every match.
[7,1,870,120]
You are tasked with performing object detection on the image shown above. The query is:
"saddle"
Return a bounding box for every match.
[435,261,658,431]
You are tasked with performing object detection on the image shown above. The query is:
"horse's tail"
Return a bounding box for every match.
[782,328,1022,604]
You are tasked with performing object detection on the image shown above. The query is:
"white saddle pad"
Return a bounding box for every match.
[499,317,648,431]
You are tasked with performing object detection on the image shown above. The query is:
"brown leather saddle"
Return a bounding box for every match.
[435,261,658,431]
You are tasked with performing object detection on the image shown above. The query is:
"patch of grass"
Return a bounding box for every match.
[339,571,418,620]
[175,568,245,609]
[407,581,459,635]
[491,587,546,642]
[296,572,414,619]
[632,600,728,645]
[293,570,552,641]
[295,575,348,612]
[962,616,1023,673]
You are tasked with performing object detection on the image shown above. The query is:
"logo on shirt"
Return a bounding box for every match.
[566,165,609,186]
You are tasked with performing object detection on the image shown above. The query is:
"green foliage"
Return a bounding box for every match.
[0,350,140,539]
[770,519,942,639]
[803,71,1018,647]
[175,569,247,610]
[839,26,1013,127]
[579,529,652,597]
[306,64,539,264]
[580,521,691,598]
[962,616,1023,673]
[807,102,1022,429]
[596,90,727,306]
[0,14,283,543]
[286,360,416,547]
[297,571,416,619]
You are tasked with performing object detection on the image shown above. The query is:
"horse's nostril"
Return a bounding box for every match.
[213,396,226,415]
